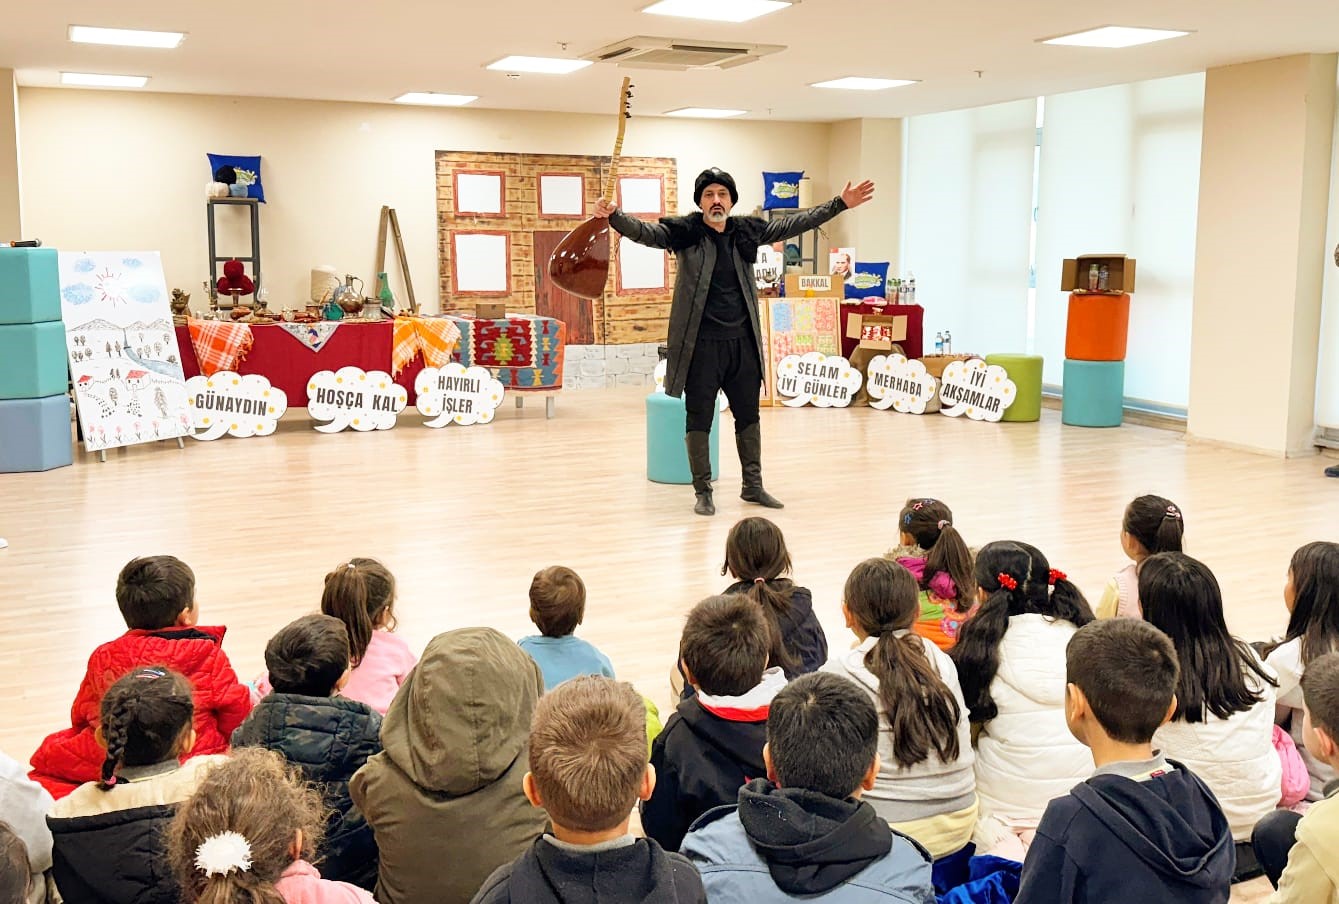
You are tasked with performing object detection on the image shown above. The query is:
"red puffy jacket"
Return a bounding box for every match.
[30,625,252,798]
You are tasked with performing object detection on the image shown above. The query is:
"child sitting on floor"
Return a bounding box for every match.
[1016,618,1233,903]
[0,750,53,904]
[472,675,706,903]
[30,556,250,798]
[1094,494,1185,619]
[643,595,786,852]
[886,499,976,650]
[47,666,228,904]
[168,747,374,904]
[518,566,615,689]
[232,614,381,890]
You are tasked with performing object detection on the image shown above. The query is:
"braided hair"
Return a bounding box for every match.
[98,666,195,791]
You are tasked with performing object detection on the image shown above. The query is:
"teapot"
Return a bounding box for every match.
[329,274,365,315]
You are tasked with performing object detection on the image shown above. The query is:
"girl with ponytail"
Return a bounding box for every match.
[47,667,227,904]
[168,747,374,904]
[256,557,416,714]
[887,498,978,650]
[822,558,978,859]
[1095,494,1186,618]
[949,541,1095,859]
[722,517,828,678]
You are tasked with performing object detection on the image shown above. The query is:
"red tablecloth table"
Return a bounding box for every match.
[839,303,924,360]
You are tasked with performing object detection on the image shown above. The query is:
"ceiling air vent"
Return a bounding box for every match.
[582,36,784,70]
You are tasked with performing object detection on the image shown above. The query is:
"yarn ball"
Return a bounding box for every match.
[213,165,237,185]
[217,259,255,297]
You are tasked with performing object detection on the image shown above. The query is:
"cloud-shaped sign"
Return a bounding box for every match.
[185,372,287,439]
[866,354,938,413]
[414,363,505,427]
[774,352,862,408]
[940,358,1017,422]
[307,366,406,433]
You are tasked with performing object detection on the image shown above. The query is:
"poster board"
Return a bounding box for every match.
[763,296,842,406]
[58,251,192,452]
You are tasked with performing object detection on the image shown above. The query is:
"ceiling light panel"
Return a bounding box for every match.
[68,25,185,48]
[1041,26,1191,48]
[641,0,791,24]
[485,56,592,74]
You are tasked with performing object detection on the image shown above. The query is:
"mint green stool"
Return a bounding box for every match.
[984,353,1043,422]
[0,322,68,399]
[646,392,720,484]
[0,248,61,324]
[1062,359,1125,427]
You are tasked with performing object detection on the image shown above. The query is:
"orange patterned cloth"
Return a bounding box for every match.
[391,316,461,376]
[186,318,254,377]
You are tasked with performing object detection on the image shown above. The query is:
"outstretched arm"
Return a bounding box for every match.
[593,198,676,250]
[758,180,875,244]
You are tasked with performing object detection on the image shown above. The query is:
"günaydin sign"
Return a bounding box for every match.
[939,358,1017,422]
[306,366,408,433]
[184,372,288,439]
[865,354,937,414]
[414,363,505,427]
[774,352,862,408]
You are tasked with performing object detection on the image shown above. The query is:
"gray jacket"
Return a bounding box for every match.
[609,197,847,397]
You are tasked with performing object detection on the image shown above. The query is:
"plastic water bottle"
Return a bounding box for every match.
[935,332,945,355]
[943,330,953,354]
[908,274,916,306]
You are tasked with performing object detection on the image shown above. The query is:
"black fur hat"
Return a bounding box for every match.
[694,168,738,206]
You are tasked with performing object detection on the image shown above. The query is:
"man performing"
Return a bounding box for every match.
[594,168,874,516]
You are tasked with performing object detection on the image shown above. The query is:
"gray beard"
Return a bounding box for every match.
[706,209,727,223]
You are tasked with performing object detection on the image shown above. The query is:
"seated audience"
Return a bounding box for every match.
[472,675,706,903]
[518,565,615,689]
[1095,494,1185,619]
[1016,619,1234,903]
[350,627,547,904]
[643,595,785,852]
[681,671,934,902]
[885,498,977,650]
[232,614,381,890]
[0,751,54,904]
[30,555,250,798]
[168,747,374,904]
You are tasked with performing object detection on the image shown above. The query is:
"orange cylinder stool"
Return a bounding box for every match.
[1064,293,1130,362]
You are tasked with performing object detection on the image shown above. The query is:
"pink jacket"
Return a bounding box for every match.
[257,629,418,715]
[276,860,375,904]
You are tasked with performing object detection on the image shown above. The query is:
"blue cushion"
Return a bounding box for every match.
[846,261,889,299]
[0,321,68,399]
[208,153,265,202]
[0,395,72,472]
[646,392,719,484]
[0,248,61,324]
[762,171,803,209]
[1062,358,1125,427]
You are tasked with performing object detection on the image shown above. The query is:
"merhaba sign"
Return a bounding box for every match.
[414,364,505,427]
[307,366,407,433]
[774,352,862,408]
[866,354,937,414]
[939,358,1017,422]
[185,373,288,439]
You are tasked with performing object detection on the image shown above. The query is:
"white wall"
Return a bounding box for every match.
[16,87,840,314]
[1317,66,1339,433]
[0,71,21,237]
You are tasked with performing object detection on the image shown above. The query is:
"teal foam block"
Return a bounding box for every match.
[0,394,73,471]
[0,247,61,325]
[1061,358,1125,427]
[646,392,720,484]
[0,321,68,399]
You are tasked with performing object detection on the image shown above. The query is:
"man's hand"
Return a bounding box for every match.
[840,180,875,210]
[593,198,615,219]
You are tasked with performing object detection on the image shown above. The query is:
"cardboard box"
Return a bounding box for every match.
[1061,254,1137,294]
[475,302,507,319]
[845,313,908,351]
[784,273,844,297]
[918,354,978,379]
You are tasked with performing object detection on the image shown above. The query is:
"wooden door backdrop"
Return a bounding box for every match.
[437,151,677,345]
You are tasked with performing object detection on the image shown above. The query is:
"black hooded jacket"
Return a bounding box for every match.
[723,581,828,678]
[48,803,179,904]
[1015,760,1235,903]
[471,837,706,904]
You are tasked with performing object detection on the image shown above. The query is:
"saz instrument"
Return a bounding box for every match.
[547,77,633,300]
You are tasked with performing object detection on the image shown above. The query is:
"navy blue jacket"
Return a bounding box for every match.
[1015,760,1234,904]
[723,581,828,679]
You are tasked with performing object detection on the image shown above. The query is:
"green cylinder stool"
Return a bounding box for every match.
[646,392,720,484]
[984,353,1043,422]
[1062,359,1125,427]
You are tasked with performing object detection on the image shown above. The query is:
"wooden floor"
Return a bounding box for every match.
[1,388,1333,900]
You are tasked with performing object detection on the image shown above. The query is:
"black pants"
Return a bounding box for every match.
[684,335,760,434]
[1252,808,1303,888]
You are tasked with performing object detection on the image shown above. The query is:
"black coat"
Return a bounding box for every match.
[48,803,178,904]
[609,198,847,398]
[723,581,828,678]
[471,837,706,904]
[232,692,382,889]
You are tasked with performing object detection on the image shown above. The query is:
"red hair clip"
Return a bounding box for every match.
[1048,569,1066,586]
[997,573,1018,591]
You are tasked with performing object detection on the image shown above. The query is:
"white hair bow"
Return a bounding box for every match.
[194,832,253,877]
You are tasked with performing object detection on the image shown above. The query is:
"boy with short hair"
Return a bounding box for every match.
[232,614,382,890]
[29,555,251,798]
[680,671,934,901]
[1255,651,1339,901]
[472,675,706,903]
[641,594,787,852]
[1015,618,1234,903]
[518,566,615,690]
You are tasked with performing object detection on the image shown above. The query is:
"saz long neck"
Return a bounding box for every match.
[604,77,631,200]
